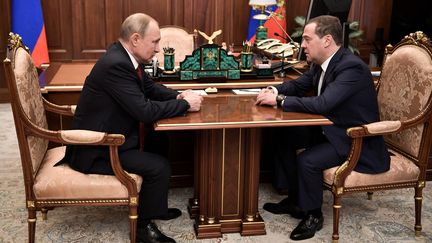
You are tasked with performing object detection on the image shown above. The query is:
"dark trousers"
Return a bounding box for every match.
[269,126,343,211]
[87,129,171,221]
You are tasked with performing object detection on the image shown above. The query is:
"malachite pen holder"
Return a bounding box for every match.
[240,52,253,72]
[163,53,175,73]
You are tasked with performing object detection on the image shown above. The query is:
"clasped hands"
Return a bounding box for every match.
[178,88,278,112]
[178,89,203,112]
[255,88,277,106]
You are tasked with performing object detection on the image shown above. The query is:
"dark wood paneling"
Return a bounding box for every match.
[42,0,73,61]
[105,0,124,44]
[139,0,174,25]
[72,0,108,59]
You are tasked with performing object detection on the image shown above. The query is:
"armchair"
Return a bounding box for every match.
[3,33,143,243]
[323,31,432,242]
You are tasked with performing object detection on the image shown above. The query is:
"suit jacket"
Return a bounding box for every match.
[63,42,190,173]
[276,47,390,173]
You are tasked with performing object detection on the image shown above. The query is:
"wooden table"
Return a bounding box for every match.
[39,62,295,188]
[154,94,332,238]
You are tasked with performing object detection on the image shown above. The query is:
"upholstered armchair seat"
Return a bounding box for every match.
[34,146,143,200]
[324,149,420,188]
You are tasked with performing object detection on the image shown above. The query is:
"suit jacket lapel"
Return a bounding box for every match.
[320,47,345,94]
[310,63,322,91]
[114,42,147,93]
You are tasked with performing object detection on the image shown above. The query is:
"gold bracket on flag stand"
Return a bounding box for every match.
[40,63,50,70]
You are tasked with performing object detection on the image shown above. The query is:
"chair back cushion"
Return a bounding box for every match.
[377,33,432,158]
[13,47,49,173]
[156,26,195,67]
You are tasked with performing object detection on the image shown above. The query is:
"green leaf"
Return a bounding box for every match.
[349,30,363,39]
[349,21,360,30]
[291,30,303,38]
[294,16,305,27]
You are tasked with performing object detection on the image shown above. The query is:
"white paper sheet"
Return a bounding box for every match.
[179,90,208,96]
[232,89,261,95]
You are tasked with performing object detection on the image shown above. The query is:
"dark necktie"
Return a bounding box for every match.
[136,65,145,151]
[136,66,143,80]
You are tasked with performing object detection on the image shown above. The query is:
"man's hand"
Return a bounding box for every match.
[259,87,274,95]
[177,89,194,100]
[181,91,203,112]
[255,91,277,106]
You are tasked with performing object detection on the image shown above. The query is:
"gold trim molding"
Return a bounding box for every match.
[27,201,35,208]
[157,119,331,128]
[130,197,138,205]
[36,199,129,205]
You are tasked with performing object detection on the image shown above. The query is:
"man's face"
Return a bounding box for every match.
[134,21,161,63]
[301,23,327,64]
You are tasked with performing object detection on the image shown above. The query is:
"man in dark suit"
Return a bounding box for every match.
[62,13,202,243]
[255,15,390,241]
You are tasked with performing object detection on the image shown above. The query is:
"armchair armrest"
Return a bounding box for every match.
[363,120,402,134]
[43,97,76,116]
[60,130,120,145]
[332,120,401,189]
[347,120,402,138]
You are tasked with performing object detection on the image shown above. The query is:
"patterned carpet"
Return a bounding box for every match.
[1,103,431,243]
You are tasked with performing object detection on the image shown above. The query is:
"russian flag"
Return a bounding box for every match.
[12,0,50,68]
[247,0,287,43]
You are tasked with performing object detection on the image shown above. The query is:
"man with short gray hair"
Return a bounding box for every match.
[62,13,202,243]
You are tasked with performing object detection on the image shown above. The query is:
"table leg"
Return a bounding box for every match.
[192,128,265,238]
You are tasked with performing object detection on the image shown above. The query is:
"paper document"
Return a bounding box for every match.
[179,90,208,96]
[232,89,261,95]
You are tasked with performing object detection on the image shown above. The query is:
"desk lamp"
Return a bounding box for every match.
[249,0,277,41]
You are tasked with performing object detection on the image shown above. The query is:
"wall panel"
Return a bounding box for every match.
[105,0,125,46]
[42,0,73,61]
[139,0,174,25]
[72,0,108,59]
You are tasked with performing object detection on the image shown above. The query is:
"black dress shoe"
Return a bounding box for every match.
[290,214,324,241]
[154,208,182,220]
[137,222,176,243]
[263,198,305,219]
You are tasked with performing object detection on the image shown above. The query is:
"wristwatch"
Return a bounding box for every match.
[276,94,285,107]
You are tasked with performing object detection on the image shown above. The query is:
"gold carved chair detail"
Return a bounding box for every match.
[155,25,196,68]
[323,31,432,242]
[3,33,143,243]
